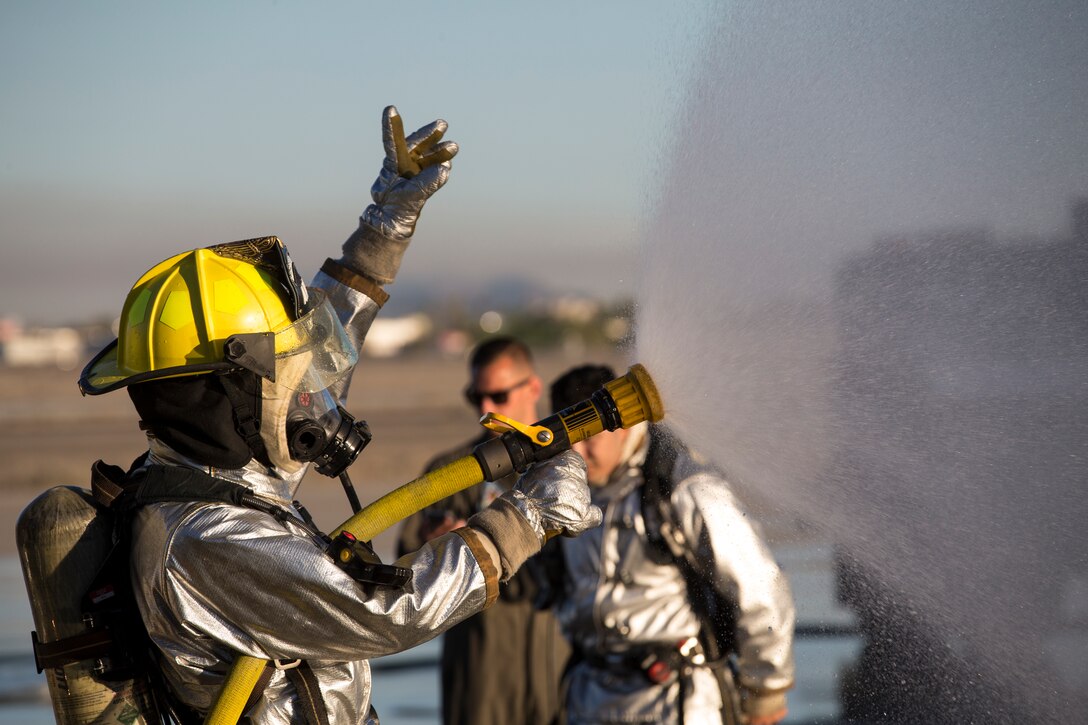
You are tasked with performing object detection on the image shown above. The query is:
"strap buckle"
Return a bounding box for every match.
[274,658,302,671]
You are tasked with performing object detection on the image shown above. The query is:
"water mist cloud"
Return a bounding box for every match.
[635,2,1087,720]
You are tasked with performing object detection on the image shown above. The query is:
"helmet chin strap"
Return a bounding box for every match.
[217,371,273,468]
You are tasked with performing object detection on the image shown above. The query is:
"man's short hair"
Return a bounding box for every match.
[550,364,616,413]
[470,336,534,372]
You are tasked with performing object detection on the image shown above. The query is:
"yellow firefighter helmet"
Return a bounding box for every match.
[79,237,305,395]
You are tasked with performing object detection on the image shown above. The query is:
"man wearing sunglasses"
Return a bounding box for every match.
[397,337,570,725]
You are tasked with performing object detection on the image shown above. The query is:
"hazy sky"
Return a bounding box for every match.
[1,1,702,325]
[3,2,1086,326]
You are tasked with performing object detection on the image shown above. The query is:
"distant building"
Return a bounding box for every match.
[0,323,84,370]
[362,313,433,358]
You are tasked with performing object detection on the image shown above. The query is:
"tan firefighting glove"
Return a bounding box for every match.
[742,690,788,725]
[339,105,458,284]
[469,451,602,580]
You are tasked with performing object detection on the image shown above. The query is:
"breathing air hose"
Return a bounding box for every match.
[204,364,664,724]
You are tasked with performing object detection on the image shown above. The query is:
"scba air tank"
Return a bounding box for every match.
[17,485,161,724]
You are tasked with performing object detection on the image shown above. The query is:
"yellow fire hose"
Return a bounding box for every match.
[205,364,663,724]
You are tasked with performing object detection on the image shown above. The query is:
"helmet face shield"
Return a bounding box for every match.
[258,291,358,473]
[272,290,357,393]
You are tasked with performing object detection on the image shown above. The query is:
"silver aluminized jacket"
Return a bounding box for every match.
[129,266,499,724]
[556,427,795,724]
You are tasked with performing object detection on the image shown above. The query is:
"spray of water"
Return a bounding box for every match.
[635,3,1087,720]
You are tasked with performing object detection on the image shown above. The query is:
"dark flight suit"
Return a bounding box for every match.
[397,434,570,725]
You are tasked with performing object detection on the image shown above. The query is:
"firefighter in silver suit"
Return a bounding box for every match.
[77,107,601,724]
[541,365,795,725]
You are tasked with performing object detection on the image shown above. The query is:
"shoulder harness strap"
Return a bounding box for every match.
[92,459,300,527]
[639,429,738,660]
[640,426,686,563]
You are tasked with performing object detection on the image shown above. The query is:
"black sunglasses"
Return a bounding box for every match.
[464,377,532,407]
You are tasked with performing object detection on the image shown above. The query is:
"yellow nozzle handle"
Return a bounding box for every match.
[479,412,555,447]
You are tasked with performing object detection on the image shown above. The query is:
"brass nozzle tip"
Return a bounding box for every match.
[626,364,665,422]
[604,363,665,429]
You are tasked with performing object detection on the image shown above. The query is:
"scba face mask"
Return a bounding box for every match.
[226,290,371,476]
[260,362,372,477]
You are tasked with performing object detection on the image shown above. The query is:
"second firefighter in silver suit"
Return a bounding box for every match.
[542,365,795,725]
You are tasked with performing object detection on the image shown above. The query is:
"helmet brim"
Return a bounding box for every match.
[78,339,235,396]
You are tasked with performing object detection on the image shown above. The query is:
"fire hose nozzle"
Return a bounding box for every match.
[472,364,665,481]
[606,363,665,428]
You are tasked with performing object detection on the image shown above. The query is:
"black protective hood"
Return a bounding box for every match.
[128,372,266,470]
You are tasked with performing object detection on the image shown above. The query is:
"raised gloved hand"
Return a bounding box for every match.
[339,105,458,284]
[469,451,601,580]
